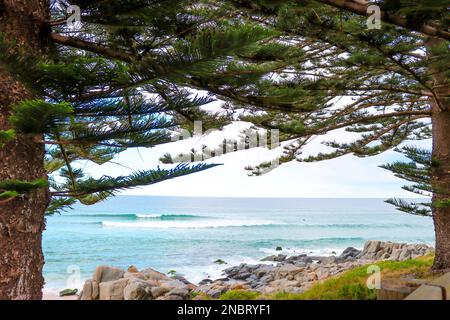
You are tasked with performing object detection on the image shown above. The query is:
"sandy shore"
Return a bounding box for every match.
[43,288,79,300]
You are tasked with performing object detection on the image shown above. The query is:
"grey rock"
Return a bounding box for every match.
[198,279,213,285]
[157,295,184,300]
[123,279,152,300]
[168,287,189,299]
[151,286,170,298]
[339,247,361,260]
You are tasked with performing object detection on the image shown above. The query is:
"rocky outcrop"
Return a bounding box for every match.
[79,265,194,300]
[78,241,433,300]
[356,241,432,261]
[193,240,433,297]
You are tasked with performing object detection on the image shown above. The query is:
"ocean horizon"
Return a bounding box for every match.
[42,196,434,292]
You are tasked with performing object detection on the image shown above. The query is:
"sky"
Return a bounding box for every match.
[80,120,432,198]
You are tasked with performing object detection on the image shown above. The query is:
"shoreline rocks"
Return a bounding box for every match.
[78,240,433,300]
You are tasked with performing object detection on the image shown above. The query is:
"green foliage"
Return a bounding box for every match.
[0,129,15,147]
[10,100,73,134]
[2,0,447,215]
[381,146,439,217]
[219,290,261,300]
[0,179,47,202]
[265,255,434,300]
[0,191,20,201]
[45,197,77,216]
[0,179,48,193]
[214,259,227,265]
[54,163,221,205]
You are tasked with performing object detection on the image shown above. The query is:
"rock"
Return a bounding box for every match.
[259,275,274,283]
[151,286,170,298]
[172,275,194,286]
[390,248,403,261]
[99,278,129,300]
[261,254,287,262]
[123,279,152,300]
[142,268,170,281]
[366,240,382,253]
[168,287,190,299]
[80,280,93,300]
[198,279,213,285]
[59,288,78,297]
[127,265,139,273]
[233,272,252,280]
[157,295,184,300]
[398,249,412,261]
[92,281,99,299]
[214,259,227,265]
[275,246,283,251]
[160,278,189,290]
[339,247,361,260]
[275,265,303,279]
[124,271,145,280]
[93,266,125,283]
[207,288,225,299]
[307,272,318,281]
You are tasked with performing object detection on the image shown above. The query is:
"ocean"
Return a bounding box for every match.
[42,196,434,291]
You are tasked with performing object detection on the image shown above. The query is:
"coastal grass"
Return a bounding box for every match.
[219,290,261,300]
[217,255,436,300]
[268,255,436,300]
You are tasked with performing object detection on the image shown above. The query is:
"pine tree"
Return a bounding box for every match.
[163,1,449,270]
[0,0,285,299]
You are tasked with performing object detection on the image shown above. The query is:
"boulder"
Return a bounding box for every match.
[92,281,99,299]
[261,254,287,262]
[275,265,303,279]
[123,279,152,300]
[168,287,190,299]
[142,268,170,281]
[99,278,129,300]
[80,280,93,300]
[150,286,170,298]
[339,247,361,260]
[93,266,125,283]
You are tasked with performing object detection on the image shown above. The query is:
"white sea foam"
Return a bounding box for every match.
[135,214,162,219]
[259,246,351,257]
[102,219,280,229]
[174,256,275,284]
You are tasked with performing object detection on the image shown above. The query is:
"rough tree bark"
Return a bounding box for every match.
[428,38,450,271]
[0,0,50,299]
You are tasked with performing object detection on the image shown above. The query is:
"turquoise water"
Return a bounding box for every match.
[42,196,434,290]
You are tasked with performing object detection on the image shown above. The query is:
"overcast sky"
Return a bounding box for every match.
[80,120,431,198]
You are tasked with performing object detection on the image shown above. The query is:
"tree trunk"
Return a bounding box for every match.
[0,0,50,299]
[428,38,450,271]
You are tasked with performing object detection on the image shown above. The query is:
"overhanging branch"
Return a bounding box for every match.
[313,0,450,40]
